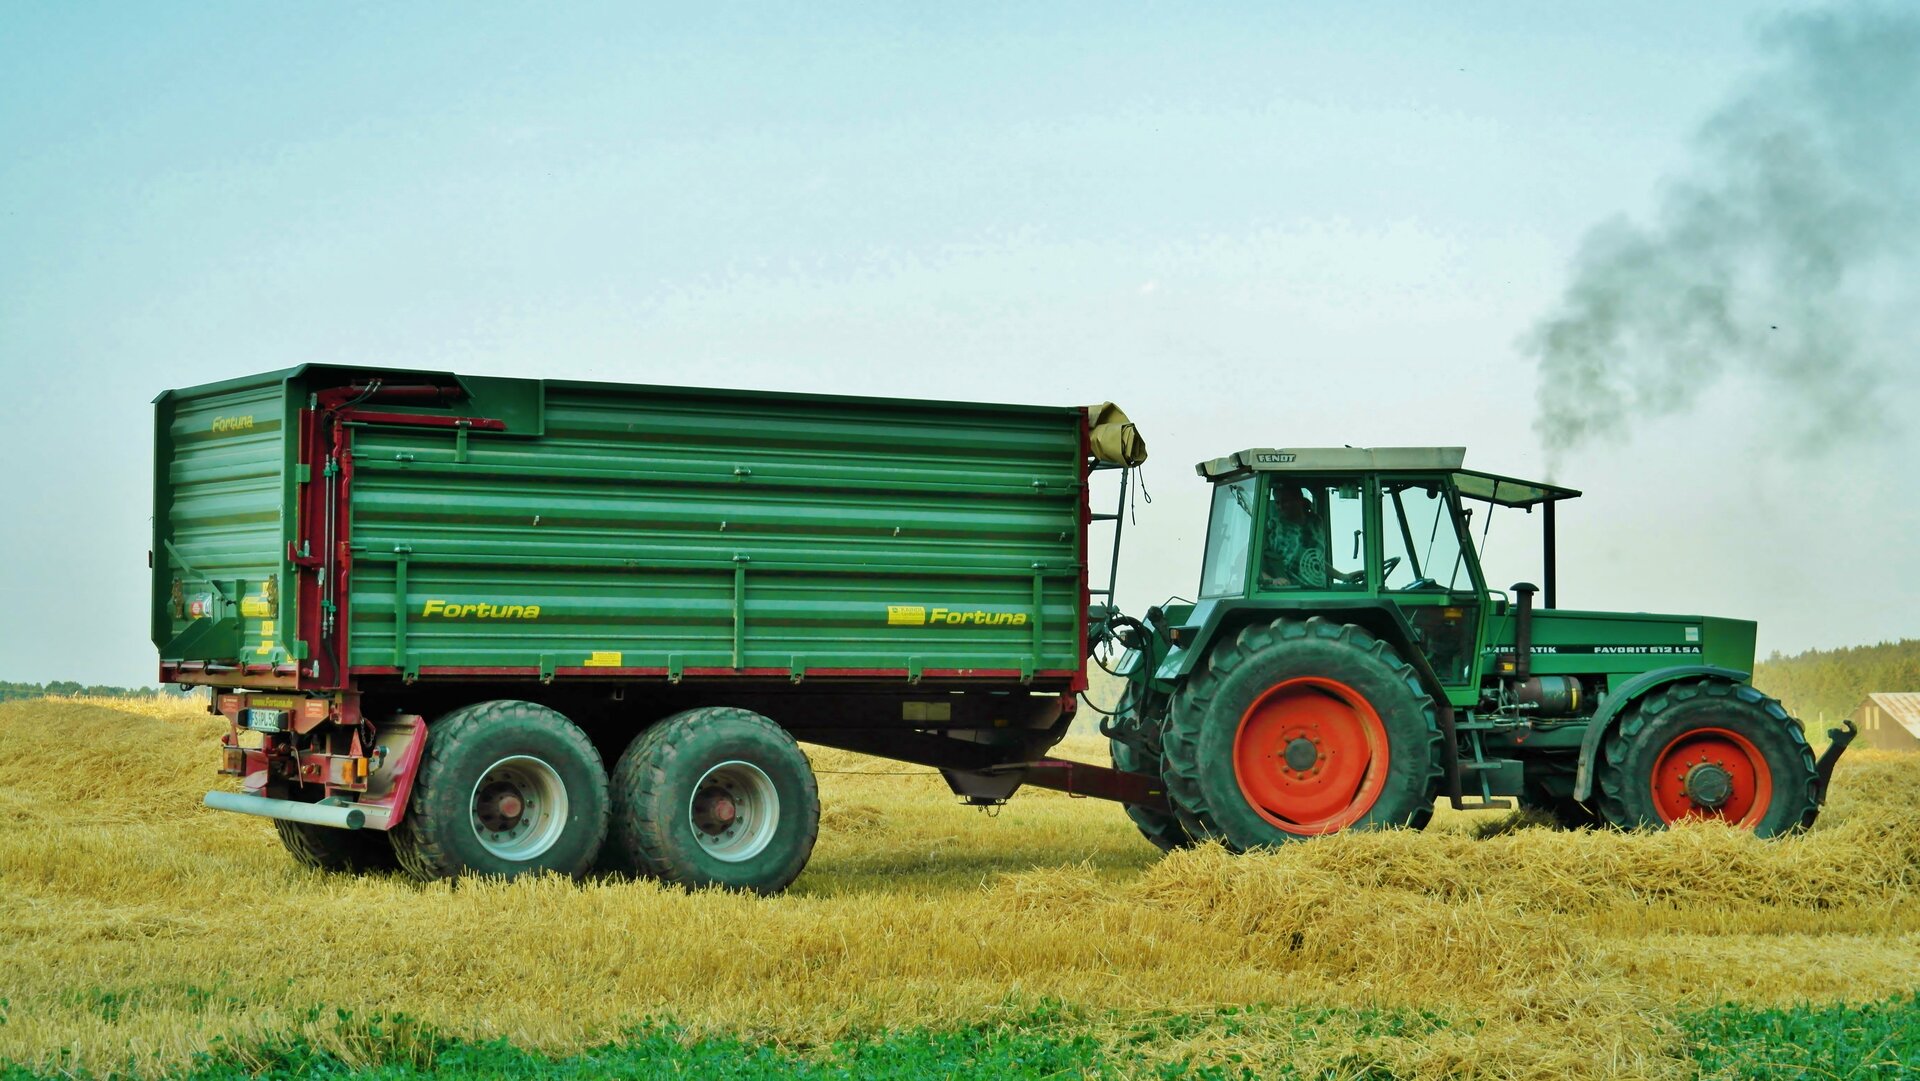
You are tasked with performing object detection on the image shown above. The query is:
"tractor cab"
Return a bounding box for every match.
[1191,446,1577,693]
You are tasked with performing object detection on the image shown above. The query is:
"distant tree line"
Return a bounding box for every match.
[1753,639,1920,727]
[0,680,197,703]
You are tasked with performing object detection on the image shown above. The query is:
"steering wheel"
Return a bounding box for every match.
[1336,555,1399,586]
[1333,555,1401,587]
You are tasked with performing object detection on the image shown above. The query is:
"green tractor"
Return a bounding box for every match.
[1101,446,1853,850]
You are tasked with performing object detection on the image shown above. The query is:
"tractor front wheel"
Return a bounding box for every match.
[1162,616,1442,851]
[1594,679,1819,837]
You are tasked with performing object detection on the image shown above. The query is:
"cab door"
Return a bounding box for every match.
[1375,476,1487,687]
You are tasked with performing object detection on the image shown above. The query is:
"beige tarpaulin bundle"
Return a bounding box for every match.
[1084,402,1147,466]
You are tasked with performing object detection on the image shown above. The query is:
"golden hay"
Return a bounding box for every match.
[1,696,1916,1079]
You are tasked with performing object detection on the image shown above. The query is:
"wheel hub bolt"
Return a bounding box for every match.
[497,793,523,819]
[1283,737,1319,772]
[1683,762,1733,809]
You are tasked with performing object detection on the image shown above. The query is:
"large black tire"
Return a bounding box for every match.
[274,819,398,872]
[1594,678,1818,838]
[392,700,609,881]
[1109,738,1193,852]
[1162,616,1442,852]
[1518,768,1605,829]
[608,707,819,895]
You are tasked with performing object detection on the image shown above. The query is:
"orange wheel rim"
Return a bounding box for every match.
[1650,726,1772,827]
[1232,677,1389,835]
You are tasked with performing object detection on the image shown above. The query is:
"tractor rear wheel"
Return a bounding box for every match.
[1594,678,1819,837]
[1162,616,1442,851]
[392,700,610,881]
[1106,682,1193,852]
[608,707,820,894]
[1109,738,1192,852]
[274,818,397,872]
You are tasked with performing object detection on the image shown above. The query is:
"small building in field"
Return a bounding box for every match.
[1850,693,1920,752]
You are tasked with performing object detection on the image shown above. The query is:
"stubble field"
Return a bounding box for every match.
[1,695,1916,1079]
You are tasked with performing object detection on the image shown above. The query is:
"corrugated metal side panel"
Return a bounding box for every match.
[346,384,1085,678]
[153,379,291,661]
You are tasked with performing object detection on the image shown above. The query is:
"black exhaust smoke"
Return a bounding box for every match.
[1523,8,1920,464]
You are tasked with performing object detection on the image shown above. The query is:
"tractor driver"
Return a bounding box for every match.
[1261,484,1361,589]
[1261,485,1328,588]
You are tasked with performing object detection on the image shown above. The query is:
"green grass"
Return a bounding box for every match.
[5,996,1916,1080]
[1678,994,1920,1079]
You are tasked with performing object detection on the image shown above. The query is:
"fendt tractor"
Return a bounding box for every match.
[154,366,1852,893]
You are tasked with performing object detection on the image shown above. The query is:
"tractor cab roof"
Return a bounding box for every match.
[1195,447,1580,508]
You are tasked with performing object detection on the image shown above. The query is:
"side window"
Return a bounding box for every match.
[1380,482,1471,592]
[1198,479,1255,598]
[1260,480,1365,591]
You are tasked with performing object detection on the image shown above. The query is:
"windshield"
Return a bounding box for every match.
[1380,481,1473,592]
[1198,479,1255,597]
[1454,496,1544,598]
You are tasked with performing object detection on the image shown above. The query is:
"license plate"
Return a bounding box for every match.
[244,708,286,733]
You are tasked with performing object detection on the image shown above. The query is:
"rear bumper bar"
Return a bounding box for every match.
[204,790,364,830]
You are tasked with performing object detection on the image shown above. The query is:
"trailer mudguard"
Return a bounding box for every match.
[1571,664,1752,801]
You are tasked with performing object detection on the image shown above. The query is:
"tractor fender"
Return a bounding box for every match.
[1152,599,1449,702]
[1571,665,1752,801]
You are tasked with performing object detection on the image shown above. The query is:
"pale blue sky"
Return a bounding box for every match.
[4,2,1913,686]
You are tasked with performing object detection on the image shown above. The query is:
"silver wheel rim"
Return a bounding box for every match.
[470,755,569,861]
[689,760,779,862]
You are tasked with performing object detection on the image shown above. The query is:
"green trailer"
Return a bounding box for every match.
[156,365,1148,891]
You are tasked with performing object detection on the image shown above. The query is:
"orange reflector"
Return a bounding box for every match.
[1444,608,1463,619]
[220,748,245,774]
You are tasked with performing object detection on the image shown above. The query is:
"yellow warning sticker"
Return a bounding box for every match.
[258,620,275,636]
[887,605,927,626]
[241,596,274,618]
[583,651,623,667]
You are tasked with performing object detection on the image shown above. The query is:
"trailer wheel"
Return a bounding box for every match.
[1162,616,1442,850]
[1594,678,1819,837]
[608,707,819,895]
[274,819,397,872]
[392,700,609,881]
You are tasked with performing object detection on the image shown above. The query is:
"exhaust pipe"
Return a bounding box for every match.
[203,791,365,830]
